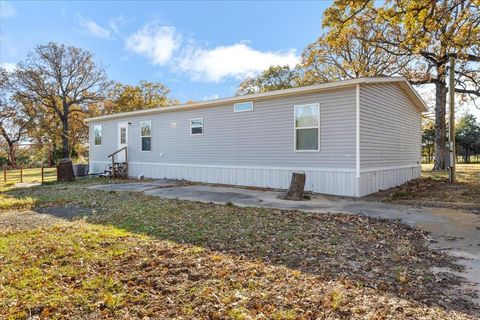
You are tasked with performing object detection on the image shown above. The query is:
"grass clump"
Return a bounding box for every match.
[0,195,36,211]
[0,222,135,318]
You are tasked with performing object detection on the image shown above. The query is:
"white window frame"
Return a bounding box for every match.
[234,101,254,113]
[293,103,320,152]
[119,126,127,145]
[140,120,152,152]
[93,124,102,146]
[190,118,204,136]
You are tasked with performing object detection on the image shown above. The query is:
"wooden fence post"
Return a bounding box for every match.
[20,167,23,183]
[112,155,115,179]
[41,167,44,184]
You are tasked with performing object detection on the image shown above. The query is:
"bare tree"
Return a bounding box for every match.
[12,42,110,158]
[300,31,413,85]
[0,68,33,167]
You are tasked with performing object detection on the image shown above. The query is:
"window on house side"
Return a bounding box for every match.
[94,124,102,145]
[141,121,152,151]
[234,101,253,112]
[120,127,127,144]
[190,118,203,135]
[294,104,319,151]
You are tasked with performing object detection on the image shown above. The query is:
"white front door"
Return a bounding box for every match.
[117,122,128,162]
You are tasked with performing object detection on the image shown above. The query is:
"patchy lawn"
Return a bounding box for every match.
[368,164,480,211]
[0,183,38,211]
[0,178,478,319]
[1,167,57,184]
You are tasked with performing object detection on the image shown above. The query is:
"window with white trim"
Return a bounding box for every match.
[141,121,151,151]
[94,124,102,145]
[294,104,319,151]
[234,101,253,112]
[120,127,127,144]
[190,118,203,135]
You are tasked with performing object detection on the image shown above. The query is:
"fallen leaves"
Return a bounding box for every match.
[371,164,480,210]
[0,178,478,318]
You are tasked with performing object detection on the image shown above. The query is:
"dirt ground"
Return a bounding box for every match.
[366,164,480,213]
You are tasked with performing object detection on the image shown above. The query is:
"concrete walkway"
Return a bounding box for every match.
[89,181,480,305]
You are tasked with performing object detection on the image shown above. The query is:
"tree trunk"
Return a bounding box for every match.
[284,172,306,200]
[61,115,70,158]
[7,142,16,168]
[57,158,75,182]
[433,79,447,171]
[48,146,54,167]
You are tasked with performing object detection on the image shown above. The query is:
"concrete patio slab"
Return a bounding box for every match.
[88,179,179,192]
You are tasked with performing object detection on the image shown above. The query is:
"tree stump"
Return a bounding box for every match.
[57,158,75,182]
[283,172,307,200]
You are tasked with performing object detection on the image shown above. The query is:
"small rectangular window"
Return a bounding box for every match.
[120,127,127,144]
[141,121,151,151]
[94,124,102,145]
[294,104,319,151]
[190,118,203,135]
[234,101,253,112]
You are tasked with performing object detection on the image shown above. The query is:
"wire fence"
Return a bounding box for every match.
[2,166,57,185]
[422,155,480,164]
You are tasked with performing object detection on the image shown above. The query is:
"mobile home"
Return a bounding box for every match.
[86,77,427,197]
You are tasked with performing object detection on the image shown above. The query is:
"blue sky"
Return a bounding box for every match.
[0,1,328,102]
[1,0,478,117]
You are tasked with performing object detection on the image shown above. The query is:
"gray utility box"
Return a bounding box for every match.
[73,164,89,177]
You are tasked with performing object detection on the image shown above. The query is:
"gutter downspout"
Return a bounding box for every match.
[355,84,361,196]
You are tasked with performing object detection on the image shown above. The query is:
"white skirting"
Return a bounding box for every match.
[89,161,420,197]
[359,165,421,196]
[90,161,357,196]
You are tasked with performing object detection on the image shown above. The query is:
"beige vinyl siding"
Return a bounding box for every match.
[359,83,422,169]
[89,87,356,169]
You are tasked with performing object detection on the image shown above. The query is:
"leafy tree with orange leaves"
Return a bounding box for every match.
[104,81,178,114]
[300,24,414,85]
[322,0,480,170]
[236,65,299,95]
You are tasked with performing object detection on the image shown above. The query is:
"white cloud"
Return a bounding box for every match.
[125,23,299,82]
[1,62,16,72]
[178,43,299,82]
[125,24,181,66]
[0,1,16,18]
[79,18,111,39]
[109,16,127,35]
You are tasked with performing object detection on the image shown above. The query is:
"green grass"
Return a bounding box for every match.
[1,167,57,184]
[0,167,55,211]
[0,183,38,211]
[0,178,473,319]
[0,195,37,211]
[0,223,139,318]
[422,163,480,184]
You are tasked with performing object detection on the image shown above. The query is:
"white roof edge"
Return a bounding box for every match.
[397,80,429,112]
[86,77,428,122]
